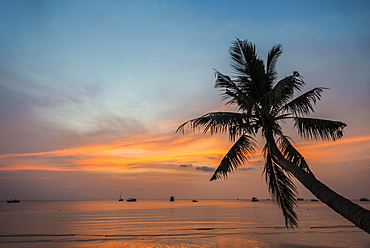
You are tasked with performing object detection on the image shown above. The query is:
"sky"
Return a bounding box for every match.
[0,0,369,201]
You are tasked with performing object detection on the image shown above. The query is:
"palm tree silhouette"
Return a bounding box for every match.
[177,38,370,233]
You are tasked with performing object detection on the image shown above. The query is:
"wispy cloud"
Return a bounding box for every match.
[1,131,369,176]
[239,167,255,171]
[179,164,193,168]
[195,166,214,172]
[0,131,228,172]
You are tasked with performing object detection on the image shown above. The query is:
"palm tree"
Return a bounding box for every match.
[177,39,370,233]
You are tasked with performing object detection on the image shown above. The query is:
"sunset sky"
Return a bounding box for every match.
[1,0,369,201]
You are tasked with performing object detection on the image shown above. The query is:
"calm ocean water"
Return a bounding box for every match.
[0,199,369,248]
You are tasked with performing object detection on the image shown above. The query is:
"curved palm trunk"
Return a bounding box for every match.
[267,135,370,234]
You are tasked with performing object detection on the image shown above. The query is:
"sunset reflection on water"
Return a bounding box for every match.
[0,200,369,248]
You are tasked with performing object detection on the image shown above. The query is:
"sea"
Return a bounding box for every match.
[0,199,369,248]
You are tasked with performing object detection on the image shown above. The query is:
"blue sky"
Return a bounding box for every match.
[0,0,369,200]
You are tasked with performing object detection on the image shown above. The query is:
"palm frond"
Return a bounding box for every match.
[229,39,267,99]
[229,122,258,142]
[262,120,283,139]
[222,89,257,113]
[176,112,246,136]
[229,39,257,76]
[263,143,298,228]
[293,118,347,141]
[210,134,256,181]
[266,44,283,83]
[277,135,312,174]
[214,70,257,112]
[281,87,328,116]
[214,69,235,89]
[263,74,305,112]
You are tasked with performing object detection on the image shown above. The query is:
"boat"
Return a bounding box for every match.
[251,197,259,202]
[359,197,369,201]
[118,191,123,201]
[170,196,175,202]
[311,199,319,202]
[126,198,137,202]
[7,199,20,203]
[192,199,198,202]
[297,198,304,201]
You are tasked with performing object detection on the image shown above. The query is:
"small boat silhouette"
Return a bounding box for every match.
[118,191,123,201]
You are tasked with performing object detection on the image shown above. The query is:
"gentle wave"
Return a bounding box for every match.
[1,200,369,247]
[310,225,356,229]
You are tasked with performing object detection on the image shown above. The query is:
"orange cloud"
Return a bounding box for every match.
[0,132,229,172]
[1,130,368,178]
[291,136,370,164]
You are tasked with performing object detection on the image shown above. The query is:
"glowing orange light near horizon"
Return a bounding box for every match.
[1,132,369,173]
